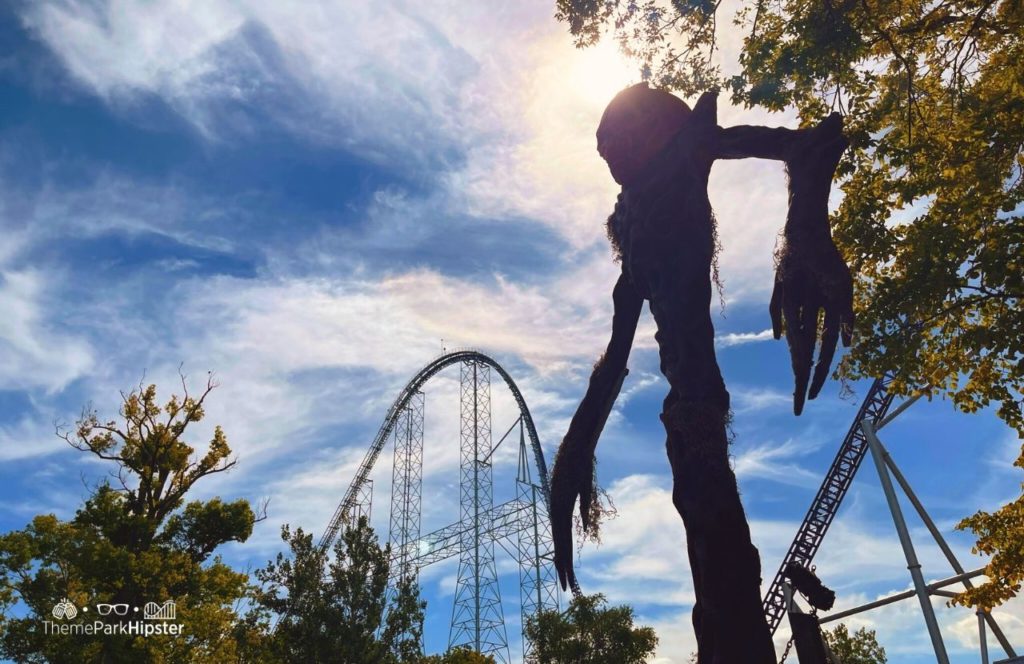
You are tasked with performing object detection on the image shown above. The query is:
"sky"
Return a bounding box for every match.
[0,1,1022,662]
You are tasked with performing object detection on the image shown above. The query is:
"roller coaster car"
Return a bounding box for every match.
[785,562,836,612]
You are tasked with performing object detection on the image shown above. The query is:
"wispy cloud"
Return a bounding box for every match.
[18,0,800,298]
[0,270,93,393]
[715,328,774,348]
[733,437,823,487]
[731,385,791,414]
[565,470,1024,662]
[6,4,1017,663]
[0,414,69,462]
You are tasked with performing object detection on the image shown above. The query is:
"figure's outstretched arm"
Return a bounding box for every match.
[715,124,796,161]
[550,270,643,591]
[771,115,854,414]
[714,114,854,414]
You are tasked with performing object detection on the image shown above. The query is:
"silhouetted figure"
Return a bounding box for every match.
[549,84,853,663]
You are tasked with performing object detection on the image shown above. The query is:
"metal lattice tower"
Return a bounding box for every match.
[388,391,424,602]
[762,374,896,633]
[450,361,509,662]
[319,351,559,661]
[514,422,560,663]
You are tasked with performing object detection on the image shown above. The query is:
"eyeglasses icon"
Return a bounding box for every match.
[96,603,129,616]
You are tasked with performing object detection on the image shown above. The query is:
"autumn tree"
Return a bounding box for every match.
[524,593,657,663]
[253,517,425,663]
[554,0,1023,433]
[951,441,1024,610]
[0,377,260,663]
[824,624,887,664]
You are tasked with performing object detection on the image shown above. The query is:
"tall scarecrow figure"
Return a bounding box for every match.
[549,85,854,663]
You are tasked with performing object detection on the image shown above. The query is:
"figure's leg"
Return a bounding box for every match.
[650,266,776,664]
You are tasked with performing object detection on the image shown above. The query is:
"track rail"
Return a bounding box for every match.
[318,350,550,553]
[762,375,897,633]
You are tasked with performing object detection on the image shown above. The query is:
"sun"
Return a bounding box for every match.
[567,39,638,109]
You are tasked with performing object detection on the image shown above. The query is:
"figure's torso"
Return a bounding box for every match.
[609,162,716,301]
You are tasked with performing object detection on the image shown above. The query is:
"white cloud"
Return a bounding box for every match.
[948,603,1024,657]
[961,432,1024,514]
[21,1,246,101]
[715,328,775,348]
[46,260,620,554]
[20,1,487,166]
[1,172,238,256]
[733,436,823,488]
[572,474,696,607]
[731,385,792,414]
[560,469,1024,663]
[0,270,93,393]
[174,266,620,381]
[0,415,68,462]
[813,589,1024,661]
[19,0,805,301]
[644,609,698,664]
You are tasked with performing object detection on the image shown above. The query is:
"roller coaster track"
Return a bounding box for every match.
[317,349,549,554]
[762,374,897,634]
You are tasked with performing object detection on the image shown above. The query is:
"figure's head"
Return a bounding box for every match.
[597,82,691,186]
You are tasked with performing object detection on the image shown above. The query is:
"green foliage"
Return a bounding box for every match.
[555,0,720,93]
[523,593,657,663]
[952,442,1024,610]
[0,379,257,663]
[421,645,497,663]
[253,517,425,663]
[555,1,1024,434]
[823,624,887,664]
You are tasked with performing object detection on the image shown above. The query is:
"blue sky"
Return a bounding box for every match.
[0,1,1021,662]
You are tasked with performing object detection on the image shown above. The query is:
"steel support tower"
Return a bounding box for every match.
[388,391,424,605]
[450,361,509,662]
[514,423,559,663]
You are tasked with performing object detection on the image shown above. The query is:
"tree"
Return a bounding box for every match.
[824,624,887,664]
[422,646,497,663]
[523,593,657,663]
[253,517,425,663]
[0,377,259,663]
[951,441,1024,610]
[555,1,1024,434]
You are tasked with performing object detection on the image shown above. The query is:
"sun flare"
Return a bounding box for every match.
[567,40,638,109]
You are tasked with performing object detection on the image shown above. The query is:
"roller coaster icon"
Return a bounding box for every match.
[143,600,176,620]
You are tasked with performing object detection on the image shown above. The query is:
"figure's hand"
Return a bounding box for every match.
[772,113,852,415]
[549,434,596,591]
[770,237,854,415]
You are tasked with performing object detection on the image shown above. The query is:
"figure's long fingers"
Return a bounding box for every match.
[769,277,784,339]
[795,305,817,416]
[579,468,594,533]
[549,470,577,591]
[564,559,578,593]
[551,494,575,591]
[554,539,571,590]
[785,293,816,416]
[809,305,841,400]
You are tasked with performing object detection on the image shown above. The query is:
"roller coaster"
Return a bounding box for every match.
[317,350,559,663]
[321,351,1019,663]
